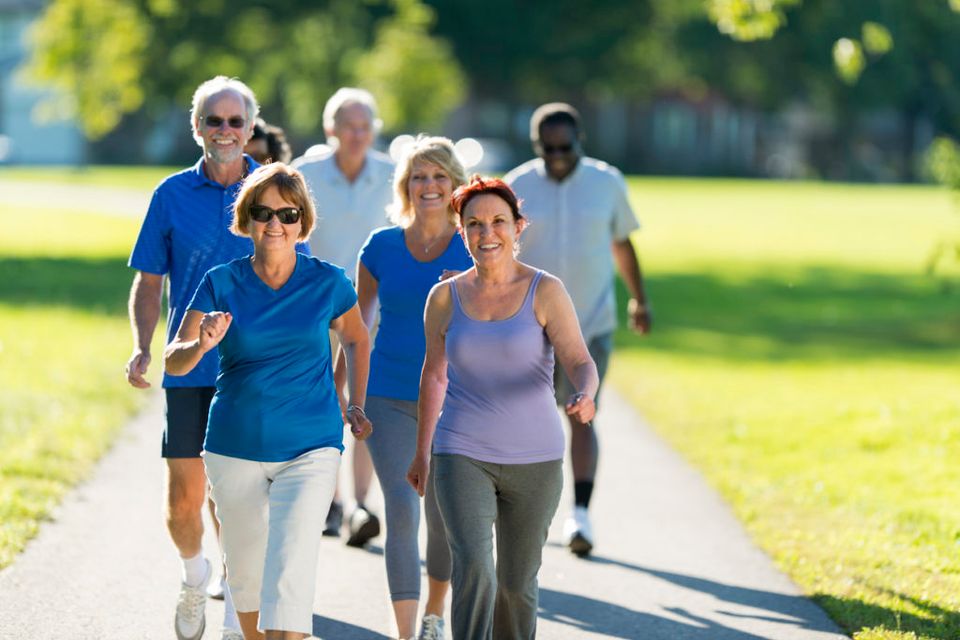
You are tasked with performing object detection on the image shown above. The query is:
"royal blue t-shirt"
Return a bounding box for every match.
[359,226,473,401]
[187,253,357,462]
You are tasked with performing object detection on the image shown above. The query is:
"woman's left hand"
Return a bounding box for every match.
[565,392,596,424]
[346,406,373,441]
[406,453,431,497]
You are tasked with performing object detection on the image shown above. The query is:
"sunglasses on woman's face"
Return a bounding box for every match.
[249,205,301,224]
[204,115,247,129]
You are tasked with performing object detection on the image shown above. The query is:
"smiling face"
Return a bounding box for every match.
[195,90,254,166]
[535,122,582,182]
[249,185,302,254]
[407,161,454,219]
[461,193,525,265]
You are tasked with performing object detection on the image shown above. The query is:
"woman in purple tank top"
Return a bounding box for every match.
[407,176,599,639]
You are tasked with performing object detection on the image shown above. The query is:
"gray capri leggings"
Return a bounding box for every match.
[434,454,563,640]
[364,396,451,601]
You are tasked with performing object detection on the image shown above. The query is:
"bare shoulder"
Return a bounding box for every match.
[426,278,454,309]
[532,270,566,301]
[425,279,455,331]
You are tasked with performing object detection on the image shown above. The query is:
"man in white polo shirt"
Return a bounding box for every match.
[294,87,394,547]
[505,102,652,558]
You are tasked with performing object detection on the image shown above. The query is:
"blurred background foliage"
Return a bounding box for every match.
[23,0,960,133]
[14,0,960,180]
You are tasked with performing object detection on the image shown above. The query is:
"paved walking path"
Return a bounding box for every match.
[0,388,848,639]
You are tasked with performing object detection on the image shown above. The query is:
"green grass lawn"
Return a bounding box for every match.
[0,201,161,568]
[612,178,960,640]
[0,165,176,191]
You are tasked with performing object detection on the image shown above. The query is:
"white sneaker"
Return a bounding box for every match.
[562,506,594,557]
[221,629,244,640]
[206,574,226,600]
[417,614,445,640]
[175,559,210,640]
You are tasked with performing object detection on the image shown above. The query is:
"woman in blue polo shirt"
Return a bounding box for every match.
[356,136,472,640]
[164,162,372,640]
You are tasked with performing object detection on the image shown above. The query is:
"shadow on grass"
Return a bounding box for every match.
[815,593,960,639]
[615,265,959,362]
[0,256,132,316]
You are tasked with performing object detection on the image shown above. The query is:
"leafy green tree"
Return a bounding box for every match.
[23,0,465,140]
[356,0,465,132]
[25,0,149,138]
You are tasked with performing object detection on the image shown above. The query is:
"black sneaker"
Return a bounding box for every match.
[323,501,343,537]
[346,505,381,547]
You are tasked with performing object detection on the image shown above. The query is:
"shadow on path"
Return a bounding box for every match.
[539,549,842,639]
[312,614,392,639]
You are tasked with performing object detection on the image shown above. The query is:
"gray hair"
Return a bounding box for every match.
[190,76,259,145]
[322,87,382,135]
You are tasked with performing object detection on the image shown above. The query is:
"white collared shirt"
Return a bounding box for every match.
[294,148,395,277]
[505,157,640,340]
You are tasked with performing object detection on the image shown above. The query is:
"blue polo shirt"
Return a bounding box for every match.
[188,254,357,462]
[129,156,307,388]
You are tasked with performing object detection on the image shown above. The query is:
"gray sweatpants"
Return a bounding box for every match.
[364,396,451,601]
[433,454,563,640]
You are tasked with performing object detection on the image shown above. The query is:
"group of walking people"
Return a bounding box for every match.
[125,75,650,640]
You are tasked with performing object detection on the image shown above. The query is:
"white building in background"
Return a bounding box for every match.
[0,0,85,164]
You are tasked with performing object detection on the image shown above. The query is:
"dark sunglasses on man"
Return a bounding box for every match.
[204,115,247,129]
[249,205,301,224]
[541,143,574,155]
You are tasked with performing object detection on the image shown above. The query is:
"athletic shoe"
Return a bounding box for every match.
[562,506,594,557]
[175,559,210,640]
[221,629,244,640]
[323,500,343,537]
[206,574,225,600]
[346,505,381,547]
[417,614,445,640]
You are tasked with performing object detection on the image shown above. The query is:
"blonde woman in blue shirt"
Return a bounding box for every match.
[356,136,473,640]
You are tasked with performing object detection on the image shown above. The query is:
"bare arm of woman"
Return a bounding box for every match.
[406,282,454,497]
[163,310,232,376]
[535,274,599,424]
[333,262,378,417]
[331,302,372,441]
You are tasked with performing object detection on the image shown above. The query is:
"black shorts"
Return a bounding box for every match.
[162,387,215,458]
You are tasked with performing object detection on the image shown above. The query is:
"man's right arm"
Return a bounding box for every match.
[126,271,164,389]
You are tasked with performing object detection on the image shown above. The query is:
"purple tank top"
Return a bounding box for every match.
[433,270,565,464]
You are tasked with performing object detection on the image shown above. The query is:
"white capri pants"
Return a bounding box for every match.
[204,447,341,634]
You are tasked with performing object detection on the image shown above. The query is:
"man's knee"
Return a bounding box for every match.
[166,460,207,518]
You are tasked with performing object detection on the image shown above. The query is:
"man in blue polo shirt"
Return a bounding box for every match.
[126,76,261,640]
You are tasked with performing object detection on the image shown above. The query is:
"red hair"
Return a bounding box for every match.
[451,175,524,221]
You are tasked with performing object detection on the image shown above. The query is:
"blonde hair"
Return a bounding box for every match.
[388,135,467,227]
[231,163,315,241]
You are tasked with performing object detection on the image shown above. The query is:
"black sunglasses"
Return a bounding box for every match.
[204,115,247,129]
[541,143,575,154]
[249,205,302,224]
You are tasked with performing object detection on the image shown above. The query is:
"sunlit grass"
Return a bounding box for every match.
[0,165,175,192]
[0,203,160,568]
[611,177,960,639]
